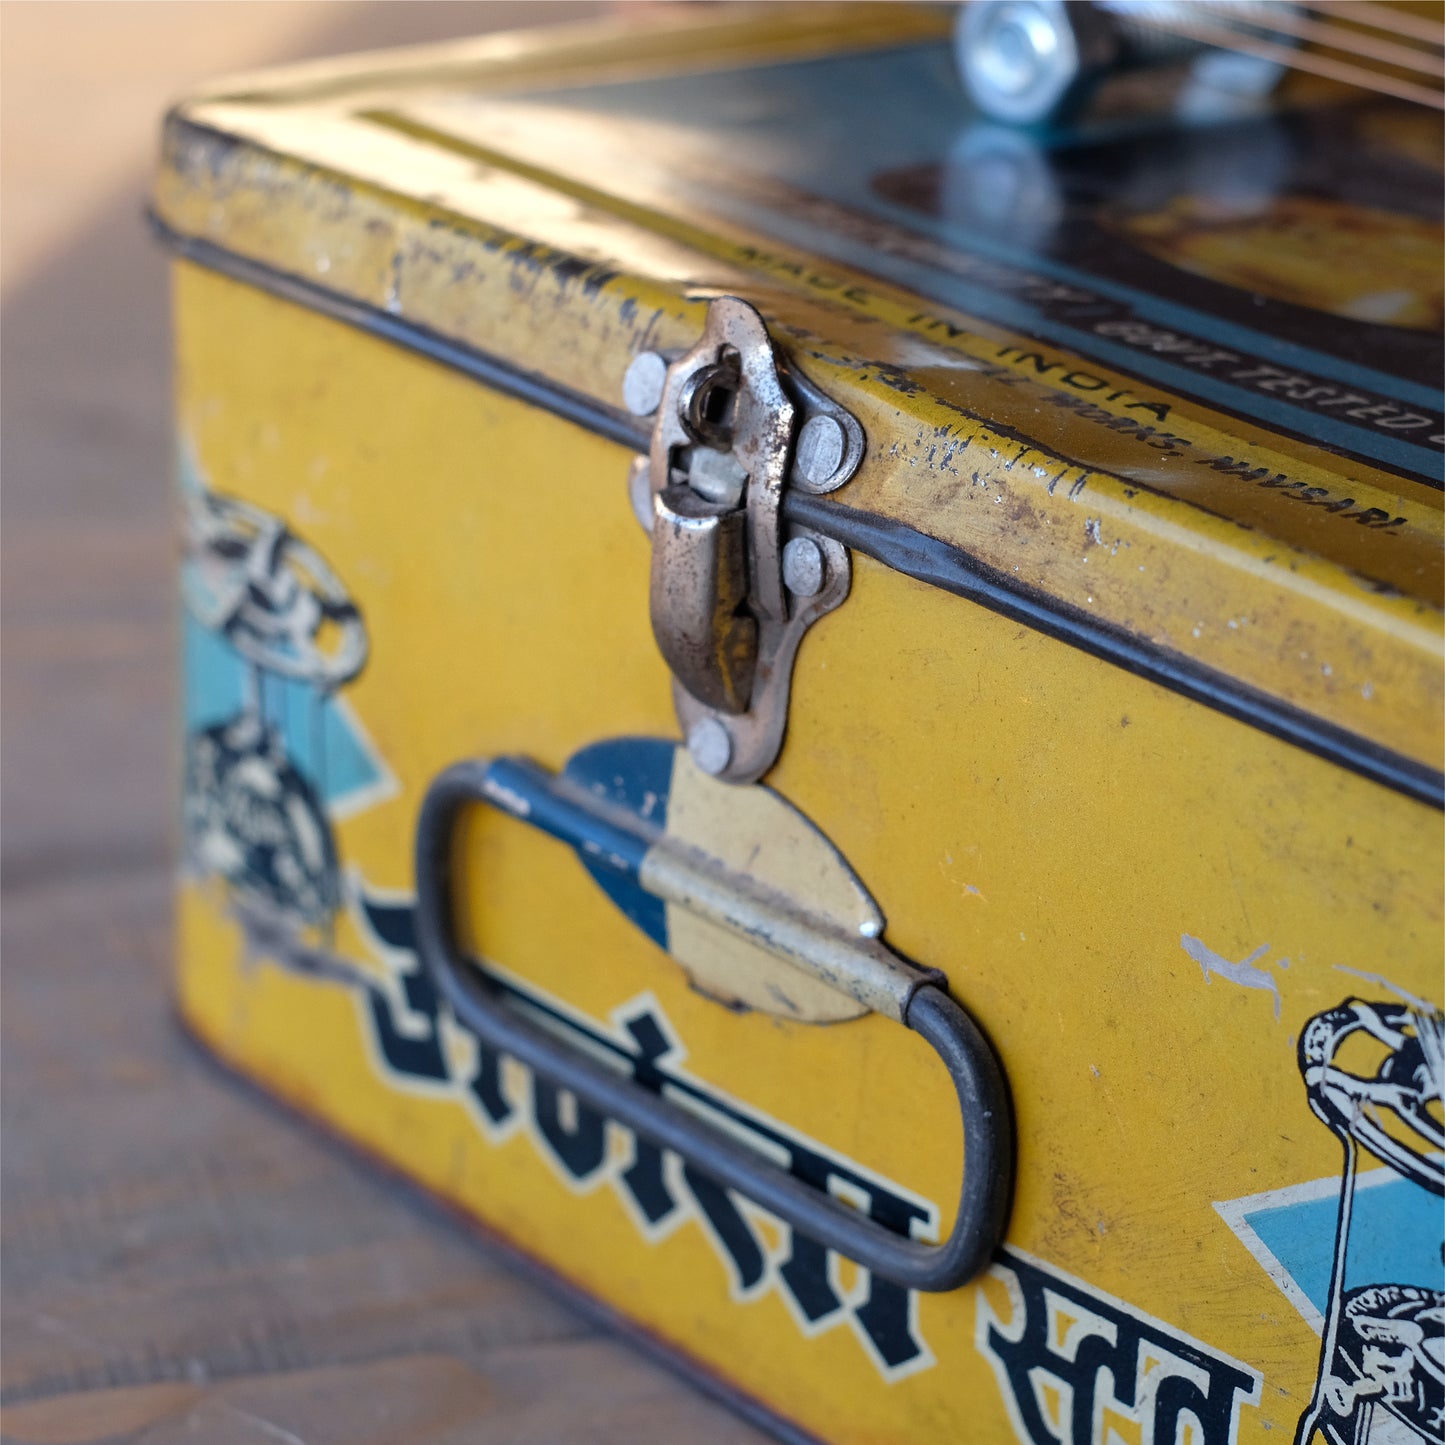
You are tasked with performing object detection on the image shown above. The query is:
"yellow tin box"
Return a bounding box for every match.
[154,8,1443,1442]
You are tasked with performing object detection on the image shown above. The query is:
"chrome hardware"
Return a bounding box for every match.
[621,350,668,418]
[782,536,826,599]
[649,484,756,715]
[627,298,863,784]
[955,0,1305,127]
[685,716,734,777]
[793,413,848,489]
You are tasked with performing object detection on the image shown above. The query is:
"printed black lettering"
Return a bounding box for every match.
[359,897,449,1082]
[773,1149,931,1371]
[364,983,447,1080]
[979,1250,1261,1445]
[1124,399,1171,420]
[1198,456,1274,482]
[997,346,1060,377]
[532,1076,608,1182]
[853,1279,923,1374]
[683,1162,766,1292]
[468,1039,513,1126]
[779,1231,841,1323]
[616,1010,681,1224]
[342,897,938,1379]
[901,285,1439,461]
[919,315,965,339]
[621,1137,675,1225]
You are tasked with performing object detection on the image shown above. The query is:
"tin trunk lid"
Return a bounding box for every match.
[152,2,1444,799]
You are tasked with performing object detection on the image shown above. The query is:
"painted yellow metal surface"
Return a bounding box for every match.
[164,10,1444,1444]
[155,57,1445,775]
[171,258,1442,1441]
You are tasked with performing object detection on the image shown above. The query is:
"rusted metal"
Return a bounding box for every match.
[642,296,857,784]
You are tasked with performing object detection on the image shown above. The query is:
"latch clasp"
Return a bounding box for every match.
[624,297,863,784]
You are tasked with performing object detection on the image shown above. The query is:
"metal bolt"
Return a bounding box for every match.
[687,717,732,776]
[957,0,1286,127]
[622,351,668,417]
[782,536,825,598]
[794,414,846,488]
[957,1,1083,126]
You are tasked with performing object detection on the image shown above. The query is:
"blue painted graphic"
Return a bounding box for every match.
[179,456,384,925]
[559,738,676,951]
[1240,1172,1445,1319]
[183,614,384,812]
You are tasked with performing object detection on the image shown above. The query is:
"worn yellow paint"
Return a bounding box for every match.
[164,12,1444,1442]
[172,252,1441,1443]
[154,12,1445,775]
[658,750,881,1023]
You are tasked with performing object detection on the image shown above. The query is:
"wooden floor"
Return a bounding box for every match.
[0,6,767,1440]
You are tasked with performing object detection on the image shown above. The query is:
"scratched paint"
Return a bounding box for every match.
[1335,964,1440,1017]
[1181,935,1289,1019]
[160,16,1445,1441]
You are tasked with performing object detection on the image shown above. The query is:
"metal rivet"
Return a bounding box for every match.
[782,536,825,598]
[622,352,668,417]
[794,414,846,488]
[687,717,732,776]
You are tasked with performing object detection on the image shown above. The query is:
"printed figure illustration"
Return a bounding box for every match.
[181,469,380,932]
[1294,996,1444,1445]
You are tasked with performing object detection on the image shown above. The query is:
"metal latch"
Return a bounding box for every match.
[622,297,864,785]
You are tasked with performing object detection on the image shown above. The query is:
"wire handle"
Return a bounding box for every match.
[413,756,1014,1292]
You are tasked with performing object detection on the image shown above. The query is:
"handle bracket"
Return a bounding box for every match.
[414,756,1014,1292]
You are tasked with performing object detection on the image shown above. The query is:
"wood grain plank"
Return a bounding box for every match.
[2,874,581,1401]
[2,1346,769,1445]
